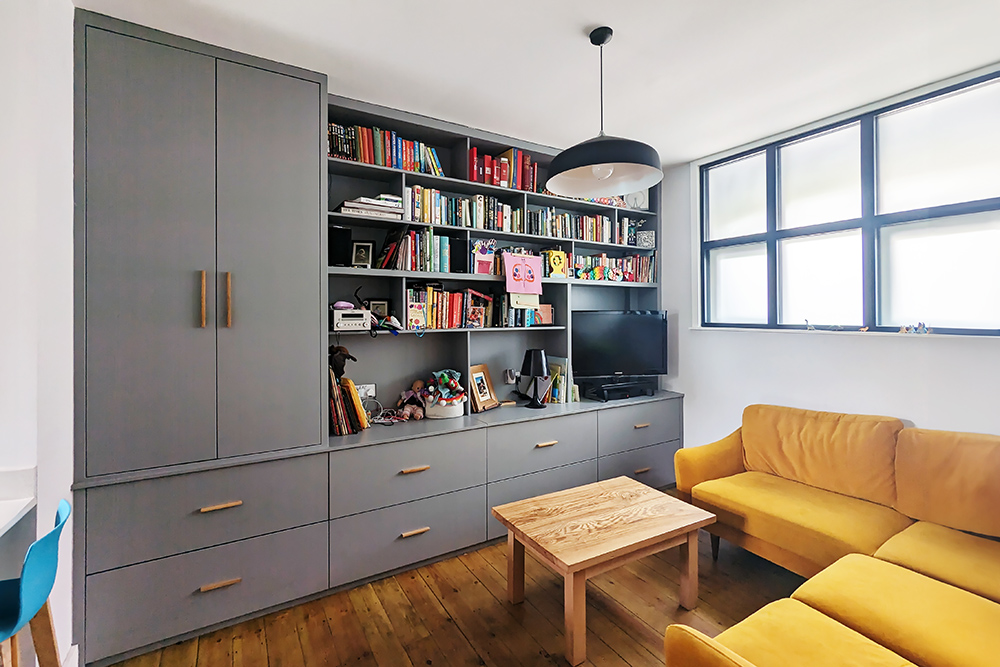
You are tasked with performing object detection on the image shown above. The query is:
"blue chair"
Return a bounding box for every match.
[0,500,71,667]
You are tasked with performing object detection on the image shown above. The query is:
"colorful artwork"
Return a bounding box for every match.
[503,252,543,295]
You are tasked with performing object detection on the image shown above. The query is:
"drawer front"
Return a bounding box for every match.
[597,399,682,456]
[85,522,328,663]
[598,440,681,489]
[487,412,598,482]
[86,454,329,574]
[487,460,598,540]
[329,429,486,519]
[329,486,485,588]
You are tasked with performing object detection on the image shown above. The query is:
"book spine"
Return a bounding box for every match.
[469,146,477,182]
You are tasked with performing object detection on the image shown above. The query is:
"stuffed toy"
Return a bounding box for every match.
[330,345,357,380]
[397,379,426,420]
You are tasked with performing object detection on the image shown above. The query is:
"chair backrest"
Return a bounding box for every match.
[12,500,71,634]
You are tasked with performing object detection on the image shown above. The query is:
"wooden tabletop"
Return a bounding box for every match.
[491,476,716,574]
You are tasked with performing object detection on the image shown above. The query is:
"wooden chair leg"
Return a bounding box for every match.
[2,633,20,667]
[710,534,720,561]
[28,601,60,667]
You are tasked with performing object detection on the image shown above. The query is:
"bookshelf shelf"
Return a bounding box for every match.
[329,325,567,336]
[327,266,571,284]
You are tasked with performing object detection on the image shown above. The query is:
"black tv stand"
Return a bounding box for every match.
[581,377,658,402]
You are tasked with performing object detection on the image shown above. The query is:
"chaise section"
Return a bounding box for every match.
[692,471,912,573]
[792,554,1000,667]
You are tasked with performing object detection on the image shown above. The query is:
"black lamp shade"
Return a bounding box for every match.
[546,135,663,199]
[521,349,548,378]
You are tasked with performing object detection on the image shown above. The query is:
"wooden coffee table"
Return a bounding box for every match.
[491,476,716,665]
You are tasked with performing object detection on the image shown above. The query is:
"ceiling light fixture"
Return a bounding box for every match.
[546,26,664,199]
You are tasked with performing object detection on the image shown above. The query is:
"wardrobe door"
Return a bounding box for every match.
[215,60,324,457]
[84,28,218,475]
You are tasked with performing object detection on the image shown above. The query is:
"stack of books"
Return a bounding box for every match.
[338,195,403,220]
[330,374,369,436]
[406,285,494,330]
[403,186,520,231]
[328,123,444,176]
[376,226,452,273]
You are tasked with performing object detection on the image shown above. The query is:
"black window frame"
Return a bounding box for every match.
[700,69,1000,336]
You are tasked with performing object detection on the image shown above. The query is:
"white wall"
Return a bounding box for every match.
[660,161,1000,448]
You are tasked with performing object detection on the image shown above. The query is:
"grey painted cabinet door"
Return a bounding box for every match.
[216,61,323,457]
[84,28,218,475]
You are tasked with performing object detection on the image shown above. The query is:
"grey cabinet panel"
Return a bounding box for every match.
[84,28,218,475]
[85,522,328,663]
[487,460,598,539]
[597,398,682,456]
[487,413,597,482]
[598,440,682,488]
[329,430,486,519]
[216,60,323,457]
[329,486,485,588]
[86,454,328,574]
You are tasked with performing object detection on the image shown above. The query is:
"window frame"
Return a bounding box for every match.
[699,69,1000,335]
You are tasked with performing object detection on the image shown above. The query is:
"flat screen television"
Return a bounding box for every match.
[572,310,668,377]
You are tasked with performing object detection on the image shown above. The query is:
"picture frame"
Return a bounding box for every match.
[351,241,374,268]
[469,363,499,412]
[368,299,390,318]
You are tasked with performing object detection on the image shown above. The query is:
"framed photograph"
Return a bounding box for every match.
[352,241,374,268]
[369,299,390,318]
[469,363,499,412]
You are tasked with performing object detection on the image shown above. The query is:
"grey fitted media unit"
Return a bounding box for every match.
[72,10,679,666]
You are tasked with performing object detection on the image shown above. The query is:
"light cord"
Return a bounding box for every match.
[599,45,605,136]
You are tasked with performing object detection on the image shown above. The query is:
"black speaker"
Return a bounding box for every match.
[329,226,352,266]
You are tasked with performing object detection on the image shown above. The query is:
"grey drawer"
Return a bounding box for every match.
[487,459,598,540]
[329,486,485,588]
[598,440,681,489]
[329,429,486,519]
[86,454,328,574]
[597,399,682,456]
[487,412,597,482]
[85,522,328,663]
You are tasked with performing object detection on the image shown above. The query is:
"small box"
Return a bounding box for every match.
[332,309,370,331]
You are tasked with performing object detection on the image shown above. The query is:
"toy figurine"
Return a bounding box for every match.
[397,379,426,420]
[330,345,357,380]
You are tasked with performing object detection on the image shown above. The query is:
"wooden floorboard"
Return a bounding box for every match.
[112,534,802,667]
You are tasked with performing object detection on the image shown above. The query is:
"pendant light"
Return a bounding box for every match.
[546,26,663,199]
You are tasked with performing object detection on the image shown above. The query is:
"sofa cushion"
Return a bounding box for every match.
[792,554,1000,667]
[895,427,1000,538]
[715,598,915,667]
[693,471,912,569]
[875,521,1000,604]
[741,404,902,506]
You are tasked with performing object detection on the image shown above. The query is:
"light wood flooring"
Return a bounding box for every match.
[112,534,802,667]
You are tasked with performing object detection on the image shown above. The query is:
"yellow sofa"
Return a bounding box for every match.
[666,408,1000,667]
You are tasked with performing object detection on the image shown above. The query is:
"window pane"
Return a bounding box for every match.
[877,79,1000,213]
[708,243,768,323]
[706,152,766,240]
[880,210,1000,329]
[779,124,861,228]
[779,230,862,326]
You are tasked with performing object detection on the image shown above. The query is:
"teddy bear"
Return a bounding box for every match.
[397,379,426,420]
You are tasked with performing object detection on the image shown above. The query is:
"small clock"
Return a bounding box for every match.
[624,190,648,210]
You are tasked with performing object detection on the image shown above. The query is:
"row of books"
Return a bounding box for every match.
[574,253,657,283]
[330,373,370,437]
[406,285,494,330]
[337,194,403,220]
[328,123,444,176]
[468,146,538,192]
[376,227,452,273]
[403,186,522,231]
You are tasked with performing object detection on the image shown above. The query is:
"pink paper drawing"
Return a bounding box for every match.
[503,252,543,295]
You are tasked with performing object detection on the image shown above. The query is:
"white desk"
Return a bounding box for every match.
[0,497,36,539]
[0,468,37,579]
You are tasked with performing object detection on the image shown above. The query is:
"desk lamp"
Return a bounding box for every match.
[521,348,549,409]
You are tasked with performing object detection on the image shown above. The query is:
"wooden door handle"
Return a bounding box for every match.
[199,500,243,513]
[634,467,651,474]
[200,270,207,328]
[634,423,651,429]
[225,272,232,327]
[400,527,430,538]
[535,440,558,448]
[198,577,242,593]
[401,465,431,474]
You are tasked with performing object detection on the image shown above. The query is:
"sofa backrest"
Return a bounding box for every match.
[896,428,1000,538]
[741,404,903,507]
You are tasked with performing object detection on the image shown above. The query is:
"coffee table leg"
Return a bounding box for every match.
[507,530,525,604]
[564,571,586,665]
[678,530,699,610]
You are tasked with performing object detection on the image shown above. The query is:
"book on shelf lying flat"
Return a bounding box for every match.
[338,195,403,219]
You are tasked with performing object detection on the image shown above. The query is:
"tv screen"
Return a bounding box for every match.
[572,310,668,377]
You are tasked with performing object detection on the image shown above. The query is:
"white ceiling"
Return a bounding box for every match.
[77,0,1000,166]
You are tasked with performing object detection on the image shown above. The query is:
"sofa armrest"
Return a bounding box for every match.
[664,624,757,667]
[674,428,746,496]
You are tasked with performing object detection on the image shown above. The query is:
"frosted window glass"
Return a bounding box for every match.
[877,79,1000,213]
[880,211,1000,329]
[779,230,862,326]
[779,124,861,228]
[707,153,767,240]
[708,244,768,323]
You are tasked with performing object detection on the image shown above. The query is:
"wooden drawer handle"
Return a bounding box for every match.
[634,423,651,429]
[199,577,242,593]
[400,527,430,539]
[199,500,243,513]
[535,440,558,448]
[199,270,207,328]
[401,465,431,474]
[634,467,652,474]
[225,272,233,328]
